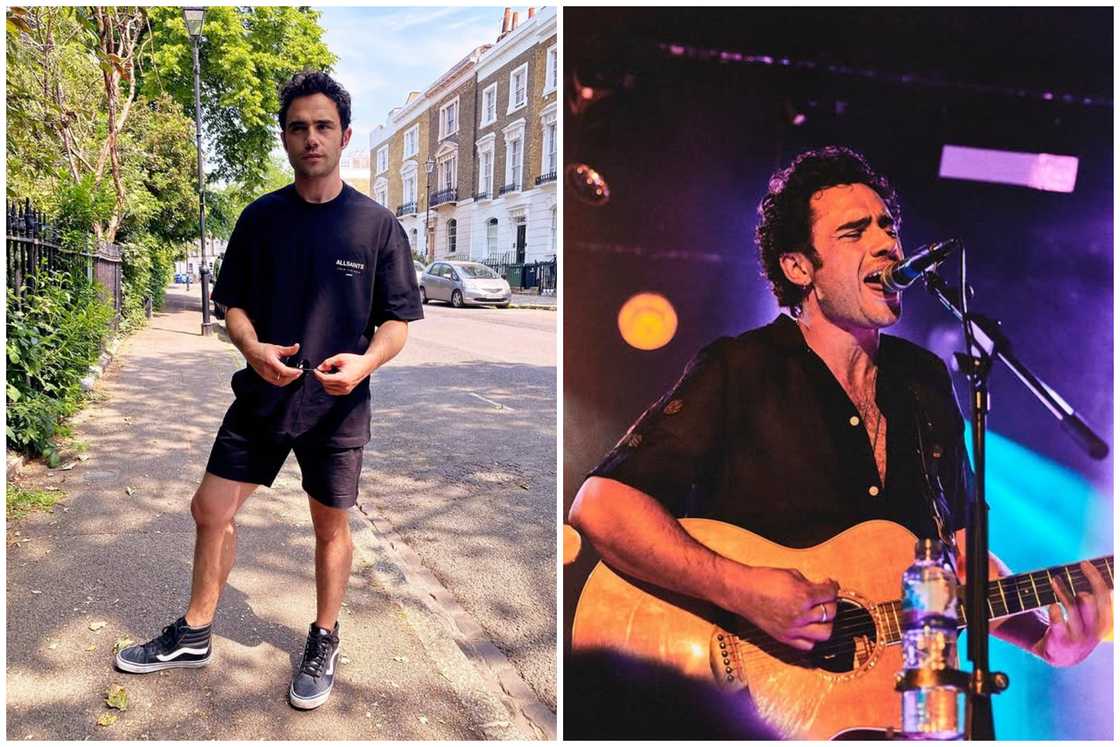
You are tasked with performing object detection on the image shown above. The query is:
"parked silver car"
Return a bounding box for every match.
[420,260,511,308]
[414,260,425,286]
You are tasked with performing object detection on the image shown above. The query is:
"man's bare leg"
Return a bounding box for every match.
[184,472,258,627]
[308,497,353,630]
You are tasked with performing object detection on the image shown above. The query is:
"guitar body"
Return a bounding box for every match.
[571,519,921,740]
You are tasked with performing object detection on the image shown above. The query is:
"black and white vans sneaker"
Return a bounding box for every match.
[114,616,212,673]
[289,622,340,710]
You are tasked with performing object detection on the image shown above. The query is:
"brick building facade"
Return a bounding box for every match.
[369,6,557,265]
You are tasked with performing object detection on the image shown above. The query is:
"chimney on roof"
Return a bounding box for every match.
[528,7,535,19]
[501,7,511,35]
[511,11,519,29]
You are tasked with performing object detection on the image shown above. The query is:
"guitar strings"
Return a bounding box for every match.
[727,561,1111,668]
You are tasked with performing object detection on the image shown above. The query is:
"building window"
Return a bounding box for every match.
[439,98,459,139]
[506,135,523,190]
[376,145,389,174]
[480,82,498,126]
[374,182,388,206]
[447,219,457,255]
[487,217,498,258]
[438,155,457,192]
[508,63,528,113]
[404,125,419,158]
[403,171,417,204]
[478,148,493,197]
[543,45,557,94]
[542,117,557,176]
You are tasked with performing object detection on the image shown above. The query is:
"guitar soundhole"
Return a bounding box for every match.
[810,600,877,673]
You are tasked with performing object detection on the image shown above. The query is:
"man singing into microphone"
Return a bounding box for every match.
[569,146,1111,729]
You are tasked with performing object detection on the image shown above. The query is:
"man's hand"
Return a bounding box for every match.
[1033,561,1113,667]
[313,353,375,396]
[246,341,302,387]
[726,566,840,651]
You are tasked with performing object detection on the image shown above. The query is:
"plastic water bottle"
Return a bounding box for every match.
[900,538,963,739]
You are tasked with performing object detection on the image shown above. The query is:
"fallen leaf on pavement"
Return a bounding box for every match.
[89,621,107,631]
[85,644,97,652]
[339,655,351,665]
[480,719,511,729]
[58,461,78,471]
[96,713,118,727]
[48,642,58,650]
[125,487,134,496]
[392,655,409,663]
[113,637,134,654]
[418,716,429,725]
[365,712,372,719]
[518,483,529,490]
[31,589,41,594]
[78,454,90,462]
[105,684,128,711]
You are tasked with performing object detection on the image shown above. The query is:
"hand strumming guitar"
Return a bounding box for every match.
[723,564,840,651]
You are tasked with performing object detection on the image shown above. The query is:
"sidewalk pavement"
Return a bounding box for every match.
[5,285,548,740]
[509,291,557,309]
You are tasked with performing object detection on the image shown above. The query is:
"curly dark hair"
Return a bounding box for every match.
[278,70,351,131]
[755,146,901,309]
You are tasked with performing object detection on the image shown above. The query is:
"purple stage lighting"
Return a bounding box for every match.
[938,145,1079,193]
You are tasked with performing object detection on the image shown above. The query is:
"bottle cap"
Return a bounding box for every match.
[915,538,944,561]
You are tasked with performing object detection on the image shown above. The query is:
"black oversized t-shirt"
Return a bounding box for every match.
[211,183,423,447]
[590,314,972,549]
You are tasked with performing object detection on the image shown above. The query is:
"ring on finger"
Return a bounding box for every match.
[819,604,828,624]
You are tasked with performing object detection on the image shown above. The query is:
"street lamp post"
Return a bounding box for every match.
[183,7,212,336]
[424,157,435,262]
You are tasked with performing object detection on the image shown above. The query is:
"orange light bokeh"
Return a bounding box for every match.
[618,293,678,351]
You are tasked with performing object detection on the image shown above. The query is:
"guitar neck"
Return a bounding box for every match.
[876,555,1113,645]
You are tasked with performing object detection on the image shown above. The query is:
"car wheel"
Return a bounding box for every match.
[420,287,428,304]
[451,290,464,308]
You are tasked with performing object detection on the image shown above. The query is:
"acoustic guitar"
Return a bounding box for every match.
[571,519,1113,740]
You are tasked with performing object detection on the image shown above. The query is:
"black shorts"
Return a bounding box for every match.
[205,404,364,509]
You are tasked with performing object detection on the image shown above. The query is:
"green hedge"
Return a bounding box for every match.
[6,268,113,464]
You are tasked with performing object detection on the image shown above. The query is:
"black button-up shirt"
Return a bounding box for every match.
[591,315,971,549]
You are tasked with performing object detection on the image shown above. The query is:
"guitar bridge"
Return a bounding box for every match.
[711,630,747,692]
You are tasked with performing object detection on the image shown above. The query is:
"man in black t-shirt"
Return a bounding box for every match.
[568,147,1111,734]
[116,72,423,711]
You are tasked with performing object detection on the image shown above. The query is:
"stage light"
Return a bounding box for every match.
[939,145,1079,193]
[618,293,678,351]
[563,524,582,566]
[566,163,611,206]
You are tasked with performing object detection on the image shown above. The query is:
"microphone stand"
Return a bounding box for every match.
[920,267,1109,740]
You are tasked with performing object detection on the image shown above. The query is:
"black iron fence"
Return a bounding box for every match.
[481,252,557,295]
[6,199,122,320]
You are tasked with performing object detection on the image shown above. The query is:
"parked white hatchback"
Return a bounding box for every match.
[420,260,511,308]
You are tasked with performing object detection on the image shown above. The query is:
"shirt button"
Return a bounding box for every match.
[849,416,860,426]
[868,485,880,497]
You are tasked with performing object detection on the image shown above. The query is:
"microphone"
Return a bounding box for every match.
[865,238,962,293]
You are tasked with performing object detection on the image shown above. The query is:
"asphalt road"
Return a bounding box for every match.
[357,301,557,711]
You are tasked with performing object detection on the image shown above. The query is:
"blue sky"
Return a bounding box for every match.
[315,6,533,157]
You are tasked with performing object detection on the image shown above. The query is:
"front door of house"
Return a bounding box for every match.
[516,224,526,264]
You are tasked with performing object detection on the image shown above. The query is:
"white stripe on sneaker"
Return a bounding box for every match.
[155,646,209,661]
[325,645,340,676]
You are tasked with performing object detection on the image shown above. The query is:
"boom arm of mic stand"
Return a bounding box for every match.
[922,272,1110,460]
